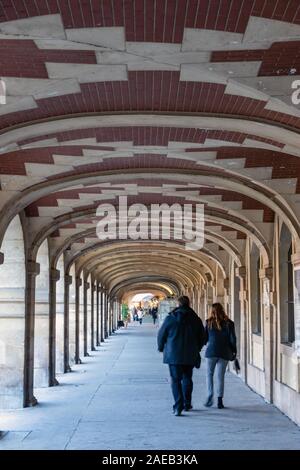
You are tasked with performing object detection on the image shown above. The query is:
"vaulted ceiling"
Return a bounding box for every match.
[0,1,300,298]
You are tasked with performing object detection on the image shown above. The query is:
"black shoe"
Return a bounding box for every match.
[204,396,213,407]
[217,397,224,409]
[184,405,193,411]
[174,408,182,416]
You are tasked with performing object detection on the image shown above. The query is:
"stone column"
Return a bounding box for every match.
[55,264,65,376]
[83,280,90,356]
[49,267,60,387]
[91,282,96,351]
[199,285,206,321]
[23,260,40,407]
[34,268,50,388]
[113,299,116,332]
[104,291,109,338]
[291,253,300,358]
[102,289,106,339]
[205,273,214,308]
[96,283,100,347]
[115,300,118,331]
[108,297,112,336]
[69,274,76,367]
[64,273,72,372]
[260,267,274,403]
[100,288,105,342]
[75,277,82,364]
[236,266,248,383]
[291,253,300,393]
[223,278,230,314]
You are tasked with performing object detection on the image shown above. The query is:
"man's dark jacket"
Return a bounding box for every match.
[157,306,205,365]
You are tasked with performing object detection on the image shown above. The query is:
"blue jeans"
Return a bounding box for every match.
[168,365,194,411]
[206,357,228,398]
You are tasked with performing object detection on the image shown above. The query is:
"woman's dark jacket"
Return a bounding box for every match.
[204,319,237,361]
[157,306,205,365]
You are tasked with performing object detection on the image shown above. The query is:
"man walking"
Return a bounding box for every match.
[157,296,205,416]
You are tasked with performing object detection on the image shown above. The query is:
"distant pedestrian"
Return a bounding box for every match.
[204,303,237,409]
[157,296,205,416]
[132,306,138,321]
[151,307,158,325]
[137,308,144,325]
[124,311,130,328]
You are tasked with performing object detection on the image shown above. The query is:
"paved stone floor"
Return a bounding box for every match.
[0,320,300,450]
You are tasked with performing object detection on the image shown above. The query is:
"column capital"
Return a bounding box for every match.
[50,268,60,282]
[259,267,273,280]
[92,283,97,292]
[84,281,90,290]
[235,266,246,279]
[76,277,82,288]
[27,260,40,276]
[291,253,300,268]
[0,252,4,264]
[64,274,72,285]
[205,272,212,283]
[223,278,230,290]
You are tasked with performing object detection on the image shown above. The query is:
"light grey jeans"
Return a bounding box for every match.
[206,357,228,398]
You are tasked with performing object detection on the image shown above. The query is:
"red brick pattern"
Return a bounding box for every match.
[18,126,284,148]
[0,146,84,175]
[217,147,300,191]
[26,183,273,224]
[212,41,300,77]
[1,72,299,130]
[0,0,298,251]
[1,145,299,191]
[0,0,300,40]
[0,39,96,78]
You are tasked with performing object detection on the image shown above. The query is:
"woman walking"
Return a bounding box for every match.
[204,303,237,409]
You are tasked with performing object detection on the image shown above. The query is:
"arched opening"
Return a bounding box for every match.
[250,243,262,336]
[279,224,295,345]
[34,239,50,388]
[56,255,65,374]
[0,215,26,408]
[248,242,264,372]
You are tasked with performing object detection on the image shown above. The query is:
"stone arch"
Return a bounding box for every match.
[0,215,26,408]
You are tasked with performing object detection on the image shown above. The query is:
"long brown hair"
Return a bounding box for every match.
[207,303,229,330]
